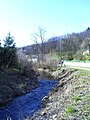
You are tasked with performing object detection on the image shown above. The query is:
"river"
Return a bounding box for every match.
[0,79,58,120]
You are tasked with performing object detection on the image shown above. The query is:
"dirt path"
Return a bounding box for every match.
[65,61,90,71]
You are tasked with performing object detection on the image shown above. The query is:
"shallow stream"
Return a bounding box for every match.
[0,79,58,120]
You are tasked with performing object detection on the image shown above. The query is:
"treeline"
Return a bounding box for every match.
[22,27,90,61]
[0,32,18,69]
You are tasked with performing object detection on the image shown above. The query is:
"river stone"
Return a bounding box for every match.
[42,96,49,108]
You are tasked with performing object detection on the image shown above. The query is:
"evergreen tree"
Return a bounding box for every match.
[2,32,18,68]
[0,40,3,66]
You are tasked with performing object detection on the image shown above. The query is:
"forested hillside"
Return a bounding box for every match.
[19,28,90,61]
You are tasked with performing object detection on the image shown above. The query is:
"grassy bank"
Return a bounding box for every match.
[30,68,90,120]
[63,69,90,120]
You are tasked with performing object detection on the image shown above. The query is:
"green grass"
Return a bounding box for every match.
[84,93,90,102]
[65,106,76,114]
[75,69,90,77]
[82,70,90,76]
[72,95,81,102]
[63,69,90,119]
[81,93,90,120]
[67,59,90,63]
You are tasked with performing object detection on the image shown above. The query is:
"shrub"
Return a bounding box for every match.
[74,51,85,61]
[18,57,34,77]
[45,57,58,71]
[63,53,74,60]
[85,54,90,61]
[68,55,74,61]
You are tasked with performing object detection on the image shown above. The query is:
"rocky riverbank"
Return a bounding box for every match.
[30,68,90,120]
[0,68,38,107]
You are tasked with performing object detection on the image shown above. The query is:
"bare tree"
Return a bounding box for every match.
[32,26,46,63]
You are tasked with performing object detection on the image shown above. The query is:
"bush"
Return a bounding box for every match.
[68,55,74,61]
[32,55,59,71]
[74,51,85,61]
[18,58,34,76]
[45,57,58,71]
[64,53,74,60]
[85,54,90,61]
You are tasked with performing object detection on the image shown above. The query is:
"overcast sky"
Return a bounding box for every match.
[0,0,90,47]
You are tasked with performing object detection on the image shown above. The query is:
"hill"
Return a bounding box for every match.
[18,28,90,59]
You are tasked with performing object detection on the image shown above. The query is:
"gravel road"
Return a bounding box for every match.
[65,61,90,71]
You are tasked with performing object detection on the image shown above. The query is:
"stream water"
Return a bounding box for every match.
[0,79,58,120]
